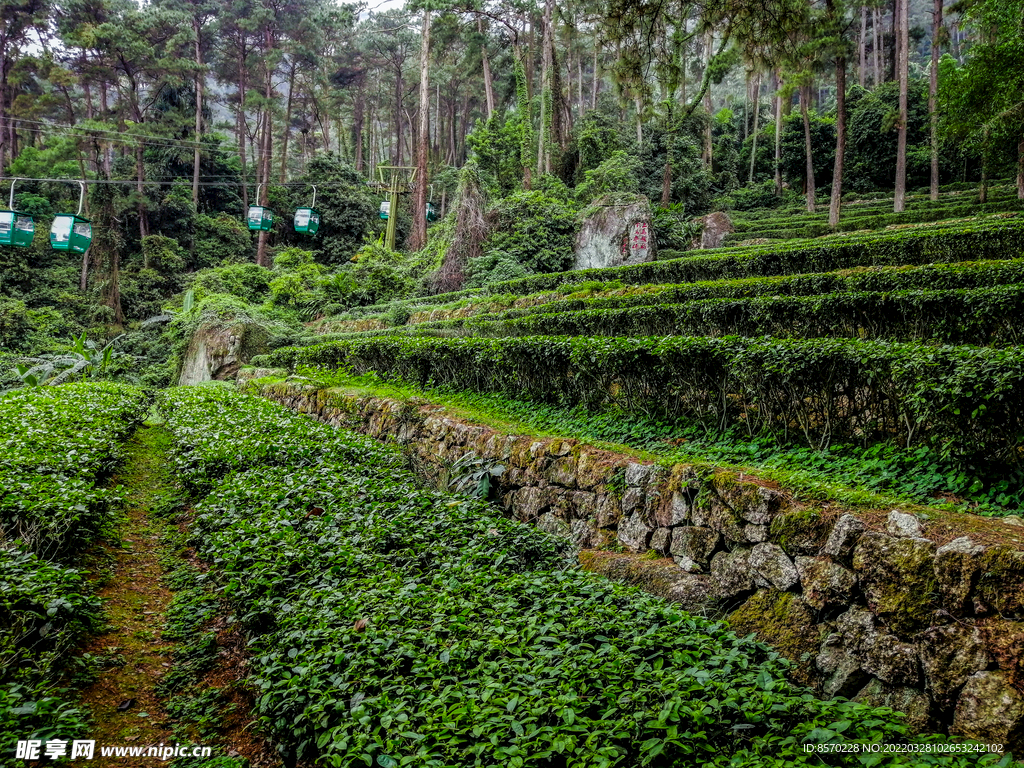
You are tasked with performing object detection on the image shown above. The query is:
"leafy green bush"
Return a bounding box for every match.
[190,263,274,305]
[159,386,986,767]
[470,190,579,285]
[260,334,1024,466]
[193,212,252,269]
[574,150,641,204]
[0,382,149,558]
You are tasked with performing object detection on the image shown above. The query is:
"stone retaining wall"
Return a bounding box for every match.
[240,372,1024,750]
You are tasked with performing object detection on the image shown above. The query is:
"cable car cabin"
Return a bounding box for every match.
[247,206,274,231]
[49,215,92,254]
[294,207,320,235]
[0,210,35,247]
[379,201,390,220]
[425,202,438,223]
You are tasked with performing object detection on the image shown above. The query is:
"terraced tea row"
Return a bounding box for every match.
[326,218,1024,321]
[317,259,1024,334]
[257,335,1024,467]
[0,383,150,757]
[322,285,1024,346]
[159,386,992,767]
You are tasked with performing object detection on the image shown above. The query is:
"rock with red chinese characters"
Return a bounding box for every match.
[573,196,655,270]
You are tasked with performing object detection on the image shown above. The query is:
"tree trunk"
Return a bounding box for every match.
[237,51,249,210]
[353,90,365,172]
[703,31,713,166]
[873,5,882,86]
[280,58,296,183]
[135,142,149,239]
[591,41,598,110]
[830,57,847,227]
[979,127,989,203]
[478,18,495,120]
[894,0,909,212]
[1017,136,1023,200]
[774,71,783,195]
[859,6,867,88]
[801,83,816,212]
[80,248,90,292]
[192,17,204,209]
[256,28,274,268]
[410,8,431,252]
[929,0,943,201]
[536,0,552,176]
[749,71,761,183]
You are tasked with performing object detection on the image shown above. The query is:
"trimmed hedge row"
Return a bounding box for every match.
[258,335,1024,463]
[385,285,1024,346]
[332,219,1024,317]
[318,260,1024,339]
[730,184,1019,223]
[729,198,1024,235]
[160,386,988,767]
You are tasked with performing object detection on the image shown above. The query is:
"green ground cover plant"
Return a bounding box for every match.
[0,383,151,559]
[0,382,150,761]
[159,386,1009,767]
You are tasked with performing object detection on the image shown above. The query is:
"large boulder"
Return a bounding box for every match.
[178,320,268,385]
[573,196,655,270]
[690,211,734,249]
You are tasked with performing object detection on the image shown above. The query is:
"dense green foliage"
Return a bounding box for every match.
[345,286,1024,346]
[160,386,1003,767]
[259,334,1024,467]
[0,383,149,758]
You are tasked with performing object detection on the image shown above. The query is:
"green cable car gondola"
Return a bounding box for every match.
[247,183,274,231]
[0,179,35,247]
[49,181,92,254]
[50,215,92,254]
[294,185,320,234]
[247,205,274,231]
[379,201,390,220]
[425,201,438,223]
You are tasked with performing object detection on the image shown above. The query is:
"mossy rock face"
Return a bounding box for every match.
[727,590,820,686]
[976,546,1024,618]
[769,508,832,556]
[853,533,939,637]
[853,679,933,734]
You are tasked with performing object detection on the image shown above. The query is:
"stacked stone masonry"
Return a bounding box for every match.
[241,372,1024,751]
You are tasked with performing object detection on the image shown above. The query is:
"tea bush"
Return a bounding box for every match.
[0,382,150,559]
[0,382,149,757]
[159,386,997,767]
[258,335,1024,465]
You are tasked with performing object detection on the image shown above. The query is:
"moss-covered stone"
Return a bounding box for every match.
[728,591,821,686]
[976,546,1024,618]
[853,533,939,637]
[769,508,832,556]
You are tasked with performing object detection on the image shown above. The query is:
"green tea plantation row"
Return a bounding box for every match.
[318,258,1024,333]
[0,383,150,757]
[159,386,1010,767]
[330,217,1024,318]
[320,285,1024,346]
[255,334,1024,465]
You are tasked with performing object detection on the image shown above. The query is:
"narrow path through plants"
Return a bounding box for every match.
[78,423,178,754]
